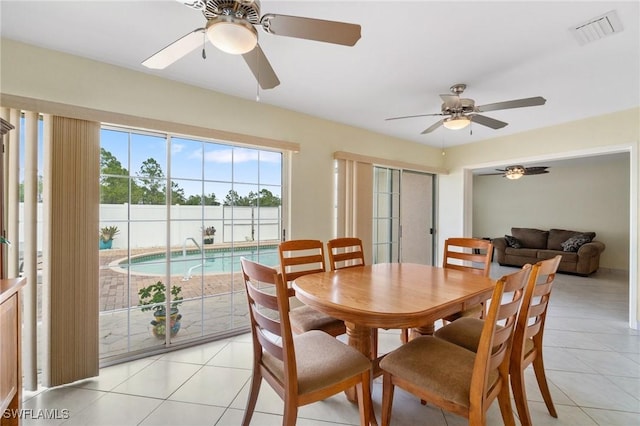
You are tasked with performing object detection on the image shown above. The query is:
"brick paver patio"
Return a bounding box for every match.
[97,243,277,360]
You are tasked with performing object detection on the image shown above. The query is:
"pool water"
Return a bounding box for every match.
[117,246,279,276]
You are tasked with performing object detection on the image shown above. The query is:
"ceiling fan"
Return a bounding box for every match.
[142,0,361,90]
[386,84,546,134]
[483,165,550,180]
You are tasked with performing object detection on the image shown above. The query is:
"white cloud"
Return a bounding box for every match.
[203,148,281,164]
[171,143,185,154]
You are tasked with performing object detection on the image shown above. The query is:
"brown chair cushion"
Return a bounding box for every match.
[435,318,507,357]
[380,336,497,408]
[434,317,484,352]
[290,305,345,333]
[262,330,370,396]
[511,228,549,249]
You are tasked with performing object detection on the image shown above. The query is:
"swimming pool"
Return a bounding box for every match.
[114,246,279,277]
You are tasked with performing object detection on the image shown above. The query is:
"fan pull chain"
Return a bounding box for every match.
[202,30,206,59]
[255,49,260,102]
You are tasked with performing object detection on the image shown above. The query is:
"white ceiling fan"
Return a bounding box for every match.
[386,84,547,134]
[142,0,362,90]
[481,165,550,180]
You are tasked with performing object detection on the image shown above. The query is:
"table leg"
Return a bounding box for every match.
[345,321,378,426]
[409,322,435,340]
[345,321,372,401]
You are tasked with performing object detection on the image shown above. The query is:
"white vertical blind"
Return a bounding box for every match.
[42,115,100,386]
[7,109,21,277]
[23,111,39,390]
[335,158,373,265]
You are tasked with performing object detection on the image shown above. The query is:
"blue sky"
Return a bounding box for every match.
[101,128,282,199]
[19,120,282,200]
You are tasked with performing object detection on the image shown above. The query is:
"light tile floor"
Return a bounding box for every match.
[21,264,639,425]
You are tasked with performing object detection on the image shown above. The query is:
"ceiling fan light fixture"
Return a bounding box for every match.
[206,15,258,55]
[505,165,526,180]
[442,115,471,130]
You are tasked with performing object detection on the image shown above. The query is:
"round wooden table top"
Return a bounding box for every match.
[293,263,495,329]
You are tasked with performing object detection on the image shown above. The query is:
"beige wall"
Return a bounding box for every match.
[439,110,639,327]
[0,39,443,242]
[473,155,630,270]
[2,38,638,327]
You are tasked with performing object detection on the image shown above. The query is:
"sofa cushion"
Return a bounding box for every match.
[505,247,539,258]
[548,229,596,251]
[537,249,578,262]
[504,235,521,248]
[511,228,549,249]
[561,234,593,252]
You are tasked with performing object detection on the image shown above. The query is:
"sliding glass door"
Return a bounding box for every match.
[373,166,434,265]
[99,126,283,362]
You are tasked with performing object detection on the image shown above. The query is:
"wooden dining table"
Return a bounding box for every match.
[292,263,495,385]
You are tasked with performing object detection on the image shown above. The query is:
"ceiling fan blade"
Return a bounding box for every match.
[386,113,443,121]
[260,13,361,46]
[176,0,206,11]
[524,167,549,175]
[439,94,460,109]
[476,96,546,113]
[421,120,444,134]
[471,114,508,129]
[142,28,205,69]
[242,44,280,90]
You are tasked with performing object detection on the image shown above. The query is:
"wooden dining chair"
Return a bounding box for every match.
[379,265,531,426]
[441,237,494,322]
[240,258,372,426]
[434,256,561,426]
[326,237,365,271]
[326,237,379,360]
[278,240,346,337]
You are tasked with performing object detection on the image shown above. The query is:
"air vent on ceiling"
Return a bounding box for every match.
[571,10,623,45]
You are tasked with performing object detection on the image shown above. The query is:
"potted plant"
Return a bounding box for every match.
[202,225,216,245]
[99,225,120,250]
[138,281,183,338]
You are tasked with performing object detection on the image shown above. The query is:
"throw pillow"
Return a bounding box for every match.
[504,235,521,248]
[561,234,592,252]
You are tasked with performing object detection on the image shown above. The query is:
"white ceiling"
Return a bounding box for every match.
[1,0,639,148]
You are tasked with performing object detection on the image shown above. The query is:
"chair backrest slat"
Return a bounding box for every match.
[327,237,365,271]
[443,237,493,277]
[241,257,296,374]
[279,240,326,285]
[471,264,531,409]
[512,255,561,361]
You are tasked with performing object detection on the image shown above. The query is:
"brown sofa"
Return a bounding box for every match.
[493,227,605,276]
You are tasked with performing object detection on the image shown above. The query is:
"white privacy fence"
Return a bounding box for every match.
[20,204,281,251]
[101,204,281,249]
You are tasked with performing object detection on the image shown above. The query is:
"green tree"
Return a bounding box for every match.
[185,192,220,206]
[137,158,166,205]
[185,194,203,206]
[100,148,133,204]
[204,193,221,206]
[224,189,242,206]
[170,181,186,205]
[18,175,44,202]
[257,188,281,206]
